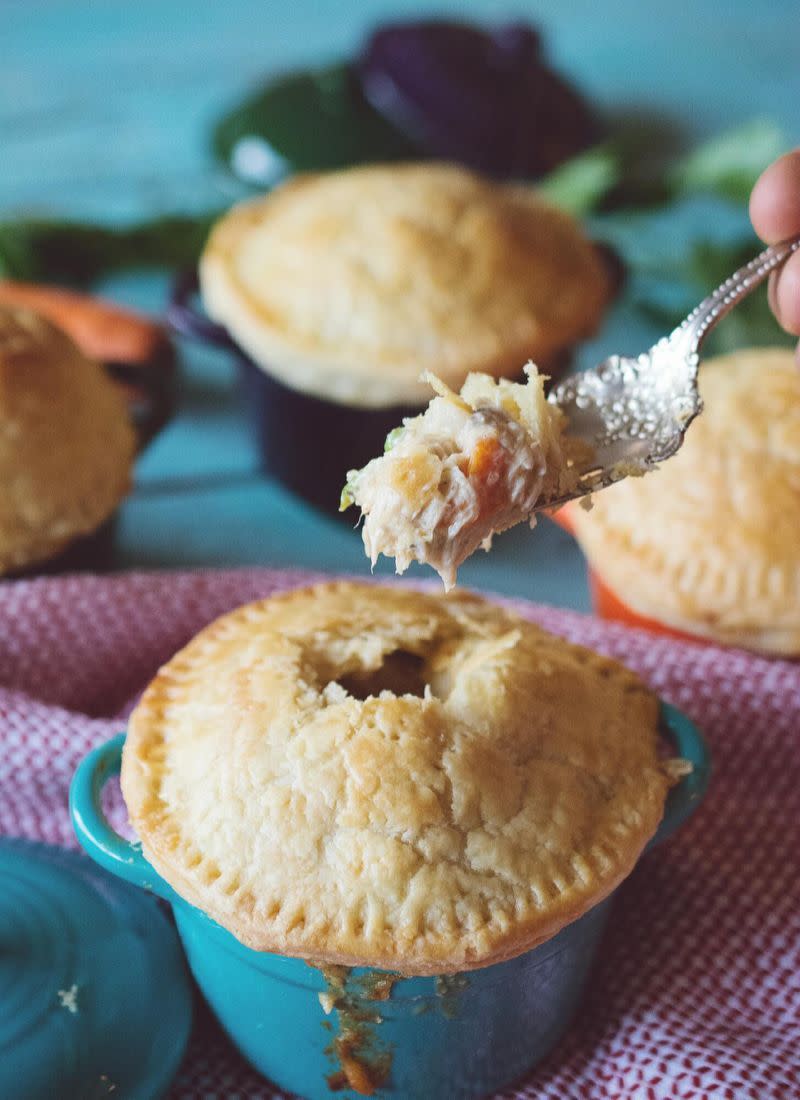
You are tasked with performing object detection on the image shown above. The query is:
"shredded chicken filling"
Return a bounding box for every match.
[343,369,570,588]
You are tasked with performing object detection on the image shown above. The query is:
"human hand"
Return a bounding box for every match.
[750,149,800,364]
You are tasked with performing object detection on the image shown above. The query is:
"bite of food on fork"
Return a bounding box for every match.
[341,366,586,590]
[342,234,800,588]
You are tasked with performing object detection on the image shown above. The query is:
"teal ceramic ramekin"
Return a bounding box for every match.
[70,702,709,1100]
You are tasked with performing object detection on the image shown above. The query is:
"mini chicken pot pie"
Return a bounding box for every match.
[200,162,609,408]
[0,306,135,576]
[194,162,610,514]
[563,347,800,656]
[122,582,677,975]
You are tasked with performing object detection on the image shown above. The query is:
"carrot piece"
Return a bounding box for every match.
[0,279,167,364]
[467,436,510,514]
[467,436,502,481]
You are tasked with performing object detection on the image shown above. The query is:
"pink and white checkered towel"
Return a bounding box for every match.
[1,569,799,1100]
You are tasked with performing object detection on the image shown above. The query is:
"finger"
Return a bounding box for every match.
[768,270,780,319]
[749,149,800,244]
[771,249,800,335]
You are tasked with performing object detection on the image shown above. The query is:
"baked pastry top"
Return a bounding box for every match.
[123,582,675,974]
[566,347,800,655]
[199,162,610,407]
[0,306,135,574]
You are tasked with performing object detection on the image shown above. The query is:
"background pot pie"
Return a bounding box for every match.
[563,347,800,656]
[0,306,135,575]
[199,162,611,408]
[122,581,678,975]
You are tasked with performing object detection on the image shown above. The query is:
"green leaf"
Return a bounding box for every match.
[537,144,621,215]
[213,64,417,187]
[544,116,785,214]
[670,119,785,203]
[633,235,795,354]
[0,212,220,286]
[596,111,686,211]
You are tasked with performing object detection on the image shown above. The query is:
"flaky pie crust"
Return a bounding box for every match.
[0,306,135,574]
[199,163,610,407]
[122,582,673,974]
[567,348,800,655]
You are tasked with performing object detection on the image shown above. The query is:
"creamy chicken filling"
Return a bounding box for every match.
[343,396,549,589]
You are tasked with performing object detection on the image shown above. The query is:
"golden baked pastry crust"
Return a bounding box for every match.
[122,582,672,974]
[199,163,610,407]
[0,307,135,574]
[567,347,800,655]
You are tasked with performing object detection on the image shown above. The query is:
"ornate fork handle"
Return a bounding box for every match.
[674,234,800,355]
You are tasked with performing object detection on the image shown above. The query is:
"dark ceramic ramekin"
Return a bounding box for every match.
[168,271,422,517]
[7,517,118,580]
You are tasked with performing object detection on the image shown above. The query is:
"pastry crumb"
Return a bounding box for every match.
[663,757,693,781]
[57,983,79,1014]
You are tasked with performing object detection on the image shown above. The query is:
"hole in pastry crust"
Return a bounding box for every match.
[336,650,430,700]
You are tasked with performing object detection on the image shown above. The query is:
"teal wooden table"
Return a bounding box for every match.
[5,1,799,606]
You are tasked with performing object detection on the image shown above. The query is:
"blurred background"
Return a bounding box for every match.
[4,0,799,604]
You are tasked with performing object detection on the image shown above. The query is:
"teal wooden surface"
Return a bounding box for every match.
[4,1,799,606]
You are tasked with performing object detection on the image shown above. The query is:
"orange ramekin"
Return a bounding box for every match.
[551,507,702,644]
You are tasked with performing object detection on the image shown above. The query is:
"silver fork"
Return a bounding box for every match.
[544,234,800,506]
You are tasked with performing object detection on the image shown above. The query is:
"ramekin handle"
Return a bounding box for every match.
[166,270,235,349]
[70,733,178,903]
[650,702,711,848]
